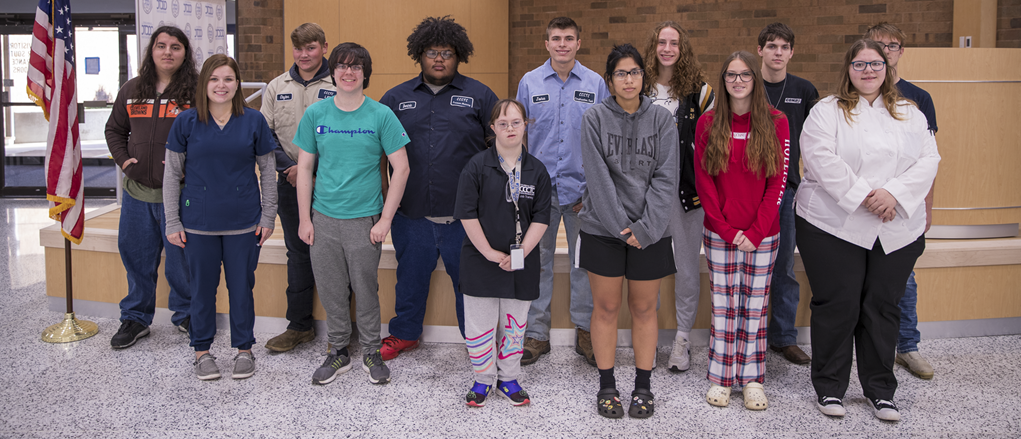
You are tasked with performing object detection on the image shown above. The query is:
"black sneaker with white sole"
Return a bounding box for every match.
[111,320,150,349]
[870,398,901,421]
[363,349,390,384]
[311,347,352,385]
[816,396,846,417]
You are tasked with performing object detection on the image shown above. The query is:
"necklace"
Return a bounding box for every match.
[768,75,787,108]
[211,110,231,127]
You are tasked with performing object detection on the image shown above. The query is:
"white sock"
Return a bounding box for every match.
[676,331,689,343]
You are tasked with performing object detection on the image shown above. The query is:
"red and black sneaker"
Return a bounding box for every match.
[497,379,530,406]
[379,335,420,361]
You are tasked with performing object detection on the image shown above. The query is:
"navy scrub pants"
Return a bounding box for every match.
[185,232,261,352]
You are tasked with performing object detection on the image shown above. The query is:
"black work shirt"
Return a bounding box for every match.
[896,79,938,133]
[764,73,818,190]
[453,147,552,300]
[380,73,500,219]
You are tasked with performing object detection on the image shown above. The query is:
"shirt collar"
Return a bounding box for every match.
[483,146,533,171]
[413,71,466,93]
[287,58,331,86]
[540,58,583,82]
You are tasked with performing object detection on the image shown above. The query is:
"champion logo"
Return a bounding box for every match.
[315,126,376,137]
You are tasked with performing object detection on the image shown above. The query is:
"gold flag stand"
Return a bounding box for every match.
[42,239,98,343]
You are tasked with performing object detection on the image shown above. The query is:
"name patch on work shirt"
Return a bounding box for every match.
[276,93,293,101]
[318,89,336,99]
[574,90,596,104]
[519,184,536,199]
[784,97,802,104]
[399,101,417,111]
[531,94,550,104]
[450,95,474,108]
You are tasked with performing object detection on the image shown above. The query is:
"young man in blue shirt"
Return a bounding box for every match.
[514,17,610,366]
[865,22,938,381]
[379,16,499,360]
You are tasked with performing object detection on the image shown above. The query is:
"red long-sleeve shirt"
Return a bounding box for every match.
[694,109,789,247]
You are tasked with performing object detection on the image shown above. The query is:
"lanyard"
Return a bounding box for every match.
[498,151,523,245]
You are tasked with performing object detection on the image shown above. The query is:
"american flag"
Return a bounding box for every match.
[27,0,84,244]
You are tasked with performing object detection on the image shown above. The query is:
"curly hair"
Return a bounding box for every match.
[643,21,705,101]
[406,16,475,64]
[135,26,198,106]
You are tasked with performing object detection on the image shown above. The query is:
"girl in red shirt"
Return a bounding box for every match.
[694,51,789,411]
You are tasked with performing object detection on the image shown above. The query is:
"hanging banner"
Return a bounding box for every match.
[135,0,227,68]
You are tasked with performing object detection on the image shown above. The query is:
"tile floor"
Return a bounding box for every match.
[2,198,1019,438]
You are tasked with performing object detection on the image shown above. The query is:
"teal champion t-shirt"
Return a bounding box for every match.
[293,96,409,219]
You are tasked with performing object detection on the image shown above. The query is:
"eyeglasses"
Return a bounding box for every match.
[425,50,455,60]
[724,71,754,83]
[335,64,363,72]
[612,69,644,80]
[495,120,524,131]
[851,61,886,71]
[877,42,902,51]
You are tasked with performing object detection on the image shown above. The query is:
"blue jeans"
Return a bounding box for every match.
[767,187,800,347]
[897,271,920,353]
[277,179,317,332]
[526,189,593,341]
[186,232,260,352]
[388,213,465,340]
[117,191,190,326]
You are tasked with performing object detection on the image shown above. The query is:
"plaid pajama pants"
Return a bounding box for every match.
[704,230,779,388]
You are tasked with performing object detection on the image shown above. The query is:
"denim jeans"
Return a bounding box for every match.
[388,213,465,340]
[767,187,800,347]
[526,189,593,341]
[897,271,920,353]
[277,179,317,332]
[117,191,190,326]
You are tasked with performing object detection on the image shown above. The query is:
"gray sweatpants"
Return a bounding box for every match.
[463,295,530,386]
[309,209,383,352]
[671,199,706,334]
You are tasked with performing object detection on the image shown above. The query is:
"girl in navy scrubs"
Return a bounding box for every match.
[164,54,278,381]
[454,99,551,407]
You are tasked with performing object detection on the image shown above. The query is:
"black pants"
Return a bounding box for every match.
[278,178,317,332]
[795,215,924,401]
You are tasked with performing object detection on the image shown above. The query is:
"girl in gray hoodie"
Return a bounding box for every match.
[577,44,678,419]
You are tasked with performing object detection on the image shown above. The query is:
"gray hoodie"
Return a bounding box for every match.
[579,95,679,247]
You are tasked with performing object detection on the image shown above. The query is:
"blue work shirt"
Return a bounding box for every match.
[380,73,499,219]
[516,59,610,205]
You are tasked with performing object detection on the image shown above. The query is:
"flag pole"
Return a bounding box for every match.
[42,238,98,343]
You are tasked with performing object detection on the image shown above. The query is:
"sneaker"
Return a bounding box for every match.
[379,335,419,361]
[668,337,690,372]
[232,351,255,379]
[870,398,901,421]
[816,396,846,417]
[363,349,391,384]
[176,316,190,336]
[311,347,352,385]
[194,353,220,381]
[896,351,934,380]
[575,329,596,367]
[265,328,316,353]
[111,320,150,349]
[496,379,530,406]
[520,337,550,366]
[466,381,492,407]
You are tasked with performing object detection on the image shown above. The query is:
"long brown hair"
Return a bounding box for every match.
[836,39,907,124]
[194,54,246,124]
[643,21,705,100]
[702,51,783,178]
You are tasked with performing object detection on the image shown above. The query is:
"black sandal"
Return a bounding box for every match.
[629,388,655,418]
[597,388,624,418]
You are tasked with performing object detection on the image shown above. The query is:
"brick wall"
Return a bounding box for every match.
[509,0,956,96]
[999,0,1021,48]
[235,0,283,107]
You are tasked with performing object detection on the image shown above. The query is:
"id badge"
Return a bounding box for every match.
[509,244,524,271]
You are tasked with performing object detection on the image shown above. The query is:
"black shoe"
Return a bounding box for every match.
[870,398,901,421]
[177,316,190,336]
[111,320,150,349]
[816,395,846,417]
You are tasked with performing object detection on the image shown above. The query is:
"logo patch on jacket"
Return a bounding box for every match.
[531,94,550,104]
[318,89,336,99]
[276,93,292,101]
[574,90,595,104]
[399,101,417,111]
[450,95,474,108]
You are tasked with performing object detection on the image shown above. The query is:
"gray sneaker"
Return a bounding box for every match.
[232,351,255,379]
[312,347,352,385]
[194,353,220,381]
[363,349,390,384]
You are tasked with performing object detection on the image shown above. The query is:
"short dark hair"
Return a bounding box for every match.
[327,42,372,89]
[758,22,796,48]
[406,16,475,64]
[545,17,580,40]
[603,43,647,96]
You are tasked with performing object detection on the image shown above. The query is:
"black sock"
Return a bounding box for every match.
[635,368,652,391]
[599,367,616,390]
[337,346,349,358]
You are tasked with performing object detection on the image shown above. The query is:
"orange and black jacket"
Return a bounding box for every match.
[105,77,190,189]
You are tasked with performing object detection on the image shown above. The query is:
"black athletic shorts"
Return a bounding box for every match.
[578,230,676,280]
